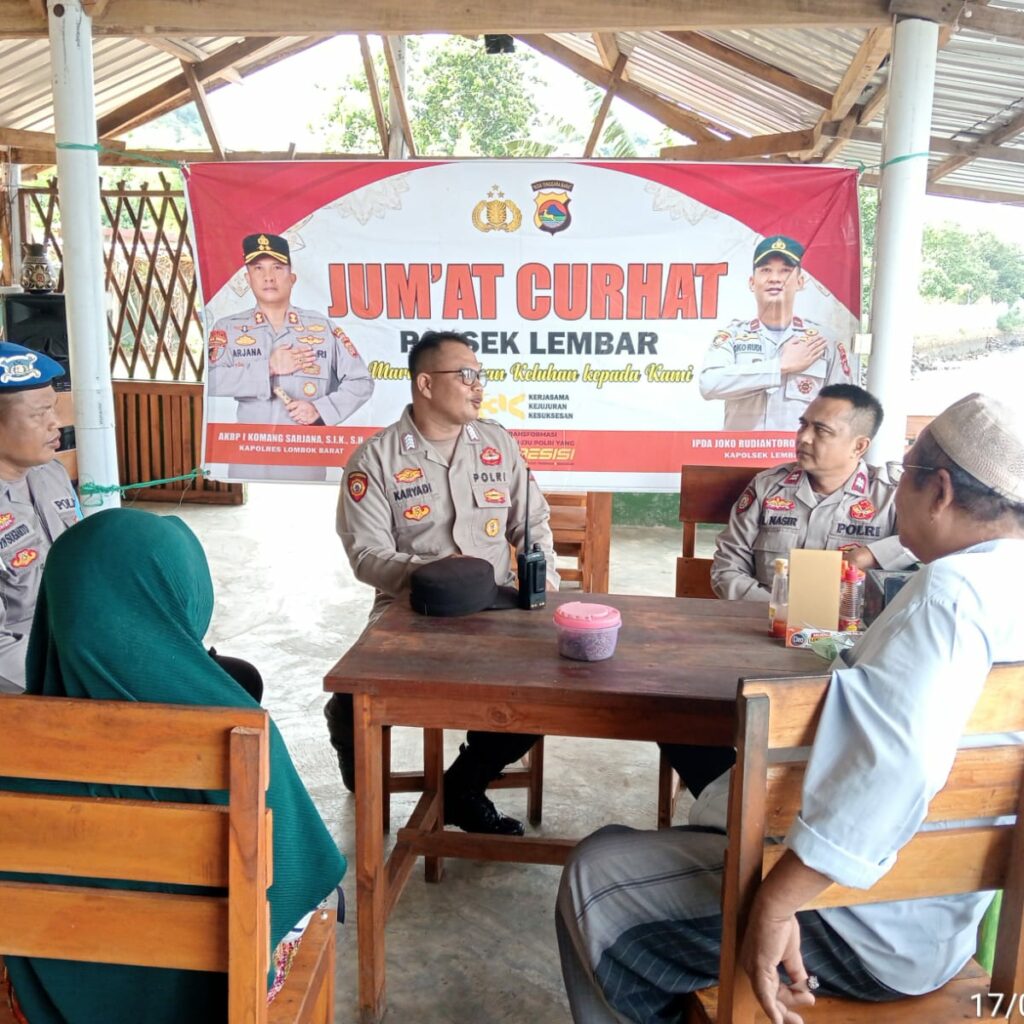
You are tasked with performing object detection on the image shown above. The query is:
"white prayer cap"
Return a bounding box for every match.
[929,393,1024,503]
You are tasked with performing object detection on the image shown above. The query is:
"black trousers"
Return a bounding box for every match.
[324,691,537,781]
[658,742,736,799]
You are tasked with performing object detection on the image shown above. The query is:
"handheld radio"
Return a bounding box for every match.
[517,473,547,610]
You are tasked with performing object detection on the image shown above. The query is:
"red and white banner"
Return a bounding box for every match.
[186,160,860,488]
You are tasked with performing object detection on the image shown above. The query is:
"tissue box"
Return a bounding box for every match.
[863,568,917,626]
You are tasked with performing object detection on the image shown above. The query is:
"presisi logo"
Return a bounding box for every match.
[520,445,575,464]
[479,393,525,420]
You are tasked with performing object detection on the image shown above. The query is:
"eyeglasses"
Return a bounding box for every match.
[431,367,489,387]
[886,460,939,484]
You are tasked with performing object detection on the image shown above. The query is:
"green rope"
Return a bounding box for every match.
[79,467,209,505]
[54,141,183,168]
[846,151,932,175]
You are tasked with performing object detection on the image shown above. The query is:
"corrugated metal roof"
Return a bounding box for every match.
[0,34,308,134]
[1,18,1022,201]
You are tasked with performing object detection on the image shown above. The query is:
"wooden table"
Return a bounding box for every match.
[324,593,816,1022]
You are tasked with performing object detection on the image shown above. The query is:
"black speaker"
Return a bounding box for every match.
[2,292,71,391]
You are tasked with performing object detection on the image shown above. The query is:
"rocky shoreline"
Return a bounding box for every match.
[912,332,1024,373]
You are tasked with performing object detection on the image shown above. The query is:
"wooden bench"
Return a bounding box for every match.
[0,695,335,1024]
[688,663,1024,1023]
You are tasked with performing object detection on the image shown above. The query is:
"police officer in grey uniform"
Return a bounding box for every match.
[711,383,915,602]
[208,232,373,480]
[699,235,853,432]
[0,342,80,692]
[330,330,558,835]
[665,384,916,795]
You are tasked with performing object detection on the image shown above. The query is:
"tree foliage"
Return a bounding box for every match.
[316,37,542,156]
[860,185,1024,312]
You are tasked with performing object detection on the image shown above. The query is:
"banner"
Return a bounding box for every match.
[186,160,860,489]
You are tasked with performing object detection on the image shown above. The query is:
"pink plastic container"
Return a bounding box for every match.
[553,602,622,661]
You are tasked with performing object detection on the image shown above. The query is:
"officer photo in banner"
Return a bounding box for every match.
[207,232,374,481]
[699,235,854,432]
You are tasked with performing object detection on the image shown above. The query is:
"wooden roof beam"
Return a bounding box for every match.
[662,31,833,109]
[822,122,1024,166]
[11,147,377,167]
[861,172,1024,205]
[142,37,245,83]
[519,34,723,144]
[584,52,628,157]
[0,0,895,38]
[803,25,892,161]
[180,59,225,160]
[891,0,1024,43]
[0,126,123,149]
[359,35,389,155]
[592,33,629,79]
[382,35,416,157]
[929,106,1024,182]
[660,127,821,161]
[96,36,299,138]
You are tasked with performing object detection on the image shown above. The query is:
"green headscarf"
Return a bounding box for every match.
[3,507,345,1023]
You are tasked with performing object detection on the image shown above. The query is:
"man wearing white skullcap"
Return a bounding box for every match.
[556,392,1024,1023]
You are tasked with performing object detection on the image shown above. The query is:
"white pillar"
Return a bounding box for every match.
[48,0,120,511]
[388,36,407,159]
[866,16,939,464]
[5,163,22,283]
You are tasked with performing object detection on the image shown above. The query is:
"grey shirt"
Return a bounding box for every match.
[208,304,373,425]
[0,460,80,691]
[711,460,914,601]
[337,405,559,624]
[699,316,853,431]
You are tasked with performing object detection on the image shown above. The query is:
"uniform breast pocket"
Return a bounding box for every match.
[752,529,798,586]
[783,358,825,404]
[472,485,510,541]
[391,498,435,537]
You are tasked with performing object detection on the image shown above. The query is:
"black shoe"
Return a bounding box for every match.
[443,788,525,836]
[323,698,356,793]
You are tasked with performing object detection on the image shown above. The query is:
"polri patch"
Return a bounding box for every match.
[347,471,368,502]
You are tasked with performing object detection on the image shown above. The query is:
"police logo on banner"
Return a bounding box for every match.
[532,179,574,235]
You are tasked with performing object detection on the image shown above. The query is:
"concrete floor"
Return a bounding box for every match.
[142,484,710,1024]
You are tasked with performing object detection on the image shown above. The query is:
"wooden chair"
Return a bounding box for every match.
[659,466,755,828]
[547,491,613,594]
[380,491,612,841]
[688,663,1024,1023]
[0,695,335,1024]
[675,466,757,600]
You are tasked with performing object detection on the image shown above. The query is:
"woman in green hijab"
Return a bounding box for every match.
[2,507,346,1023]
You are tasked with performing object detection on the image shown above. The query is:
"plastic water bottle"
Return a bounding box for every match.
[768,557,789,639]
[839,561,866,632]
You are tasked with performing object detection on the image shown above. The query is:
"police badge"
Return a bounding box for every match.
[531,179,574,235]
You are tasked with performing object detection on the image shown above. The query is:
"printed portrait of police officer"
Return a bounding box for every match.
[699,235,853,432]
[207,232,374,480]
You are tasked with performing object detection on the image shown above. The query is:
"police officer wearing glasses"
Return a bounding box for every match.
[329,330,559,835]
